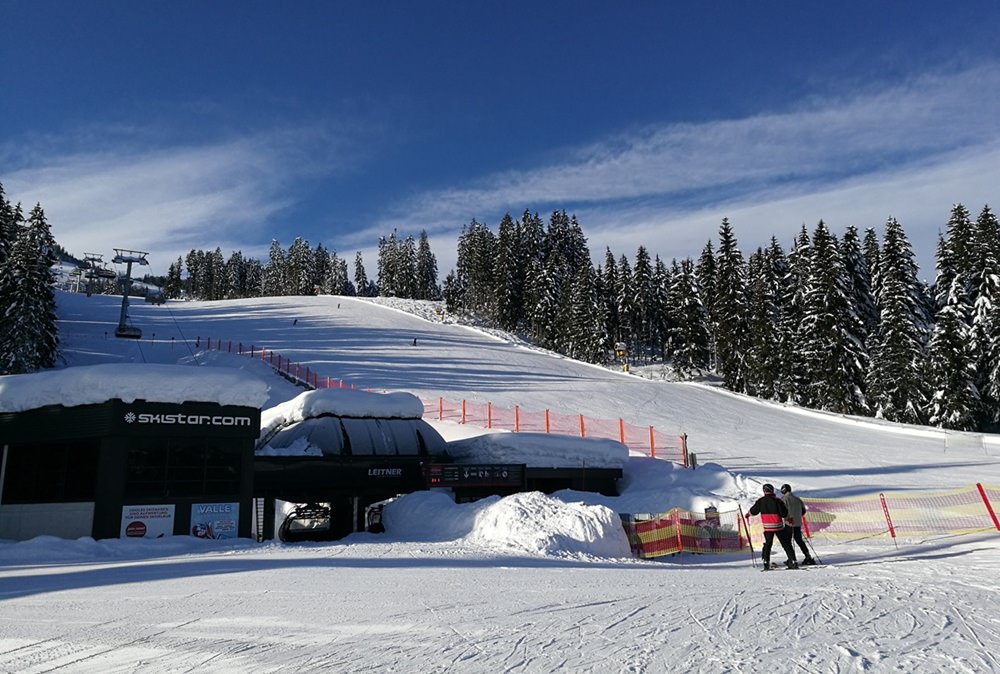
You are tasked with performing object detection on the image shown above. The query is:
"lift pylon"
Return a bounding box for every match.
[111,248,149,339]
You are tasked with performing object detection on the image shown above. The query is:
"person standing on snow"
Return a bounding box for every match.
[780,484,816,565]
[747,483,798,569]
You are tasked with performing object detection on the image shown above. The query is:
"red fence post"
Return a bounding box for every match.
[880,493,897,540]
[579,415,585,438]
[438,397,443,421]
[461,400,467,424]
[673,508,683,553]
[487,402,493,429]
[545,410,550,434]
[649,426,656,459]
[514,405,519,432]
[977,483,1000,531]
[619,418,625,444]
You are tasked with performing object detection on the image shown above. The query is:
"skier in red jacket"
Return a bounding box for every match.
[748,483,798,569]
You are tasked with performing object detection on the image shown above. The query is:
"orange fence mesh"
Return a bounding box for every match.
[623,484,1000,560]
[204,338,689,465]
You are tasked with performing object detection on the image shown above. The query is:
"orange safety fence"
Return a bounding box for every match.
[624,483,1000,560]
[200,337,690,465]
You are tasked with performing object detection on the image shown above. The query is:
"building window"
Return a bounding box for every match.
[125,440,241,499]
[2,441,99,504]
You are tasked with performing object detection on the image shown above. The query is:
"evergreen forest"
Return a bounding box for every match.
[2,177,998,433]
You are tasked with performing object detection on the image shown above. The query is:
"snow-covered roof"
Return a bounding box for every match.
[0,363,270,413]
[258,388,426,443]
[445,431,629,469]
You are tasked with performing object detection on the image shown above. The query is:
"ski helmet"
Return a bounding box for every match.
[780,484,791,494]
[762,483,774,493]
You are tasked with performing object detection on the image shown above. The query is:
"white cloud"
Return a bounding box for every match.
[2,121,362,275]
[385,62,1000,278]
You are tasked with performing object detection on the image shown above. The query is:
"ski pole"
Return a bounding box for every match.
[802,514,822,564]
[738,504,756,568]
[805,536,822,565]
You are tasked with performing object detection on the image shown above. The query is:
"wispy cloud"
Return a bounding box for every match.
[2,122,362,272]
[383,62,1000,277]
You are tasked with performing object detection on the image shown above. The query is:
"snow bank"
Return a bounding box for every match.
[381,490,632,559]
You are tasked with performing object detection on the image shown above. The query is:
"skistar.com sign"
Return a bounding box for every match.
[111,400,260,438]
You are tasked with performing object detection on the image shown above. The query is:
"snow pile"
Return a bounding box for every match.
[464,491,632,558]
[258,387,425,444]
[447,431,629,468]
[0,363,270,412]
[381,490,632,559]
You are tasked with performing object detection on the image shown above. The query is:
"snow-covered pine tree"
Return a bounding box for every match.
[415,230,439,301]
[494,214,524,331]
[1,203,58,374]
[601,248,620,346]
[840,226,878,347]
[454,219,497,322]
[165,257,183,299]
[862,227,882,301]
[925,276,979,429]
[377,232,398,297]
[796,221,868,414]
[782,226,812,403]
[713,218,750,391]
[354,251,371,297]
[244,258,263,297]
[695,240,717,370]
[225,250,246,299]
[615,254,635,358]
[209,247,226,300]
[866,217,928,424]
[972,205,1000,428]
[745,243,787,400]
[262,240,287,297]
[651,255,673,362]
[312,243,331,295]
[562,263,606,363]
[667,257,712,379]
[529,251,565,350]
[631,246,654,365]
[287,237,315,296]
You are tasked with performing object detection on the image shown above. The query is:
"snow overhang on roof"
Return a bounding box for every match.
[258,388,425,444]
[0,363,270,413]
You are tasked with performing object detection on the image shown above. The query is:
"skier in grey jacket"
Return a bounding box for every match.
[780,484,816,565]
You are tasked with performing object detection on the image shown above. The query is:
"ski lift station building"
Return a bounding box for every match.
[1,364,623,542]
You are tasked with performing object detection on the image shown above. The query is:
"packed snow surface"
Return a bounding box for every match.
[447,431,629,469]
[0,291,998,672]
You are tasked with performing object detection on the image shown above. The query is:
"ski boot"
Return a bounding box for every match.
[785,559,799,569]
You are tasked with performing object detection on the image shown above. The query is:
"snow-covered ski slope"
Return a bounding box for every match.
[0,290,996,674]
[57,291,999,495]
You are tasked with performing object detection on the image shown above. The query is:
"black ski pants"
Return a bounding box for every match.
[790,526,811,559]
[762,527,796,564]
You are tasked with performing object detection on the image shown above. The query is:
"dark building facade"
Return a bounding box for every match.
[1,399,260,540]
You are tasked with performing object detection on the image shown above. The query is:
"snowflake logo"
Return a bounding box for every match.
[124,412,136,424]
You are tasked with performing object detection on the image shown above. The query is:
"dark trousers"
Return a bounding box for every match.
[790,526,811,559]
[762,527,797,564]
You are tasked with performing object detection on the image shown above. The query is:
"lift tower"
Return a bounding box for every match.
[111,248,149,339]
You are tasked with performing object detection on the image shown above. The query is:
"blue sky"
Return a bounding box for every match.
[3,2,1000,279]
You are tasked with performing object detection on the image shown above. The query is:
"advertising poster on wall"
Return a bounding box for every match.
[190,502,240,540]
[120,504,175,538]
